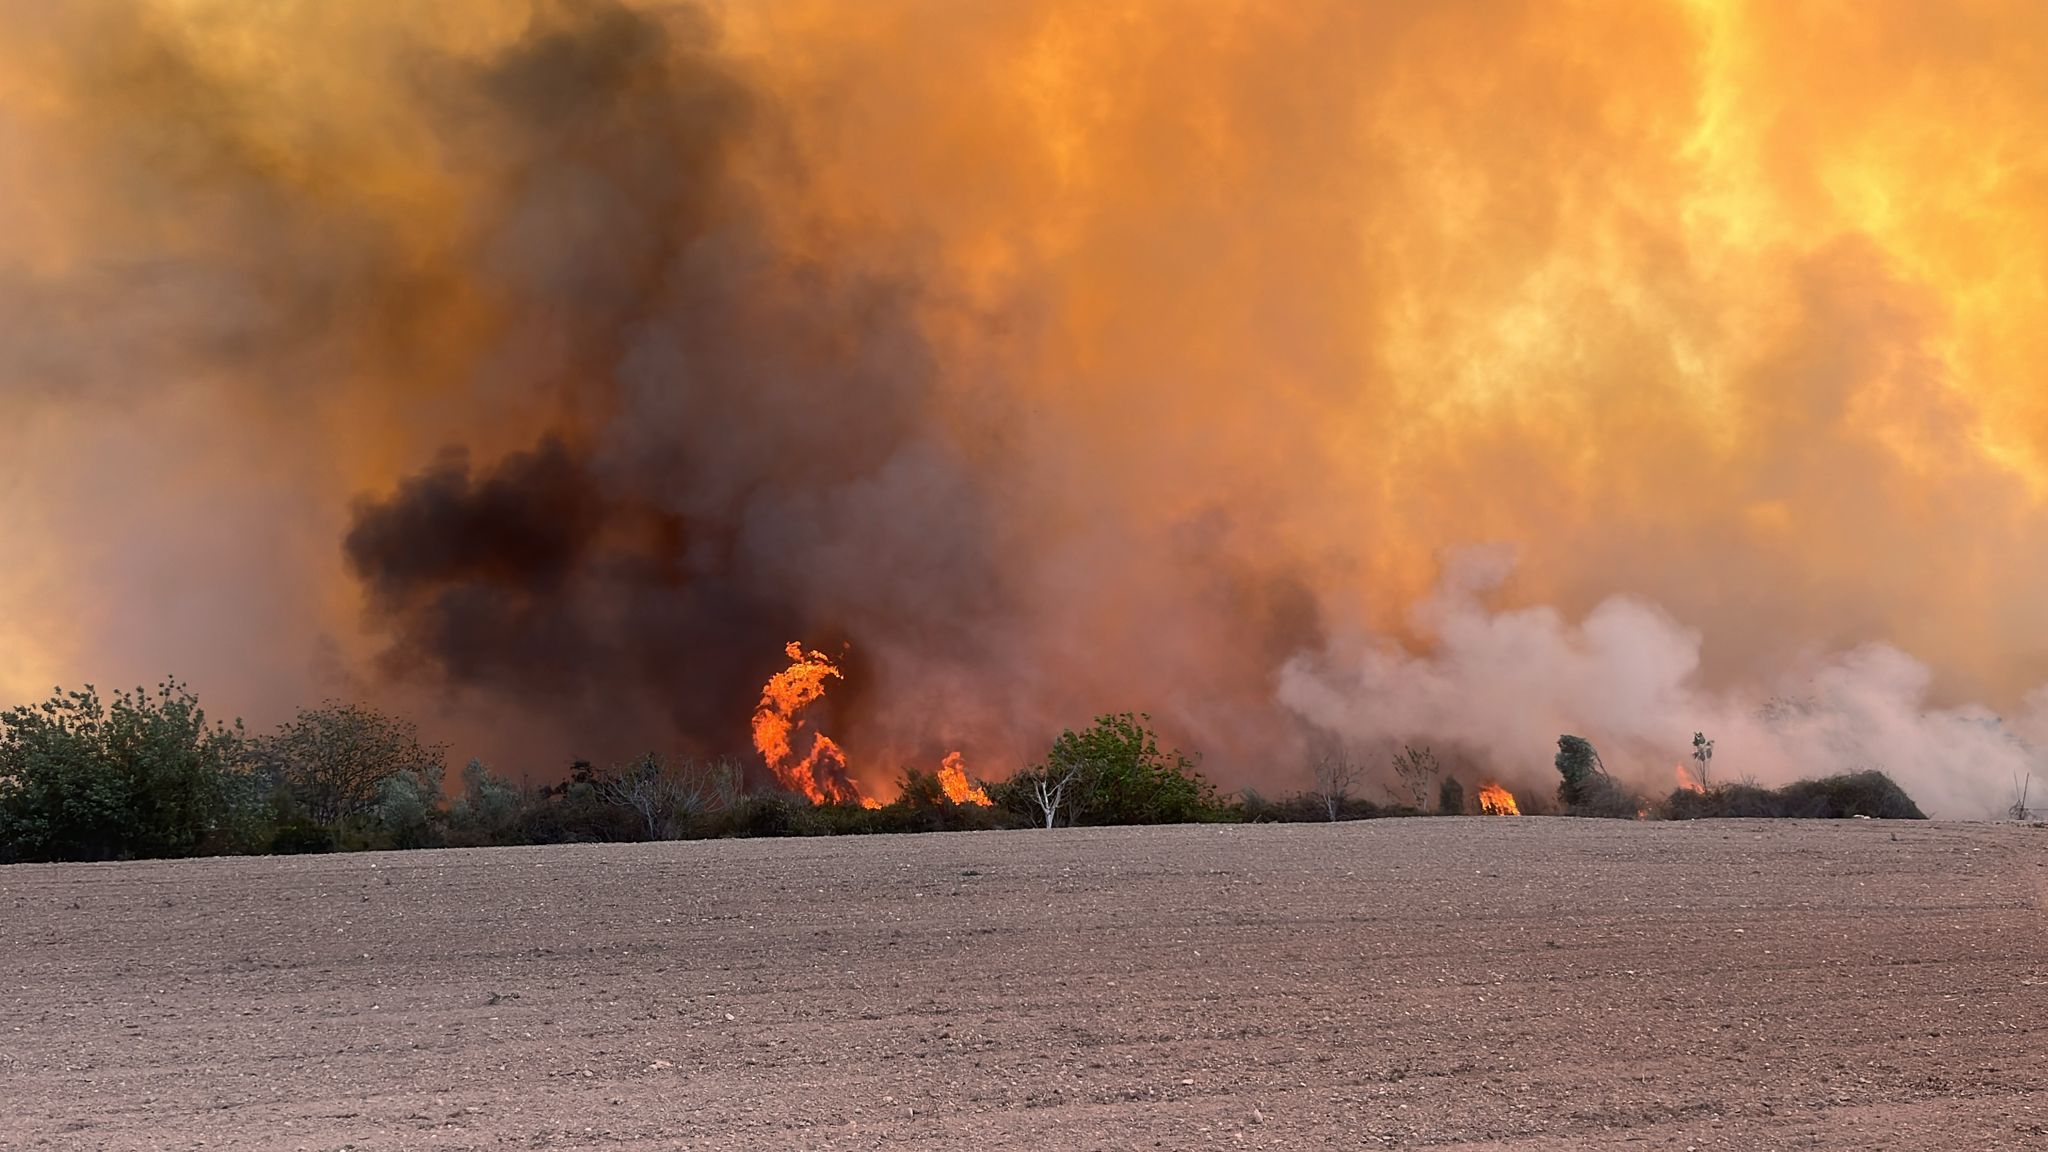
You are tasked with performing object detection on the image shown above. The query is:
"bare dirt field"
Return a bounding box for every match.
[3,819,2045,1151]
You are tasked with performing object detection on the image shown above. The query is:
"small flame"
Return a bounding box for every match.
[1675,763,1706,794]
[938,750,991,806]
[753,642,870,806]
[1478,781,1521,815]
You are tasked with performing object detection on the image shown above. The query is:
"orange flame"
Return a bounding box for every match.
[1477,781,1521,815]
[1675,764,1706,794]
[752,642,871,806]
[937,750,991,806]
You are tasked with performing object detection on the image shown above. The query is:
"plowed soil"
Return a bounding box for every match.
[3,818,2045,1150]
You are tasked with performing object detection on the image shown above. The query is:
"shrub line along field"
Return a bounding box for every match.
[3,818,2044,1150]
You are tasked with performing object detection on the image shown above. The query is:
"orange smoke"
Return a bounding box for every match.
[1477,782,1521,816]
[937,751,991,806]
[5,3,2048,817]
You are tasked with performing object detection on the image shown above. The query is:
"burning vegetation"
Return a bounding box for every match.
[751,643,866,808]
[2,1,2043,824]
[1477,783,1521,816]
[750,642,987,809]
[937,752,992,807]
[0,672,1935,865]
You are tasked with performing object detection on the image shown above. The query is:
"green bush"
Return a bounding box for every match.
[253,702,445,831]
[369,767,444,849]
[447,760,530,847]
[268,819,336,854]
[1553,734,1644,818]
[701,794,820,838]
[998,713,1221,827]
[1664,783,1781,819]
[1667,771,1926,820]
[514,762,644,843]
[872,769,1010,833]
[1776,771,1925,819]
[0,681,251,863]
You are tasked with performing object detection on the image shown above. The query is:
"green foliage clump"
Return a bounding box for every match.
[267,819,335,855]
[1663,783,1782,819]
[1775,770,1925,819]
[446,760,530,847]
[254,701,445,831]
[371,764,445,850]
[872,768,1009,833]
[1554,735,1603,806]
[994,713,1220,828]
[1666,770,1925,820]
[519,760,641,843]
[0,681,253,863]
[703,793,820,838]
[1553,734,1642,818]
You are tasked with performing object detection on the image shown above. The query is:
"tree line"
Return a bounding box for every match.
[0,682,1255,862]
[0,681,1927,865]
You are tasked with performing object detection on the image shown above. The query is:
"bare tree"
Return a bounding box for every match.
[2009,772,2036,822]
[704,757,747,812]
[1311,750,1357,821]
[1692,731,1715,791]
[1389,745,1441,810]
[1027,764,1081,829]
[596,755,729,840]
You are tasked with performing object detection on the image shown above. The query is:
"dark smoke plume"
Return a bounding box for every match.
[9,1,2048,813]
[341,1,1005,766]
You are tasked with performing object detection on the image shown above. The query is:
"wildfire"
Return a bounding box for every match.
[937,750,991,806]
[752,642,873,806]
[751,643,984,809]
[1675,764,1706,794]
[1477,781,1521,816]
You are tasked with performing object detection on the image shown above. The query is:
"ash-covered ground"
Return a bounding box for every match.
[3,819,2044,1150]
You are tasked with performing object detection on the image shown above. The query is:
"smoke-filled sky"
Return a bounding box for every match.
[4,0,2047,814]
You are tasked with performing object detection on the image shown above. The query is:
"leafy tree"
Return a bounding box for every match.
[0,680,249,862]
[1554,734,1606,806]
[1554,733,1641,818]
[448,759,528,846]
[370,762,444,849]
[1002,713,1216,827]
[108,681,257,857]
[256,702,445,829]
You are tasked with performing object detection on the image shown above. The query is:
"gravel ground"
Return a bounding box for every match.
[2,818,2044,1150]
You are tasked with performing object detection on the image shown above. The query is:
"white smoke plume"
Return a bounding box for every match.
[1280,548,2036,817]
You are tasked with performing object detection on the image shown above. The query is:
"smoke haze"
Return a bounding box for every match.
[4,0,2047,813]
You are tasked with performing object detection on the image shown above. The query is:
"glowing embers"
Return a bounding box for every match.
[1477,781,1521,815]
